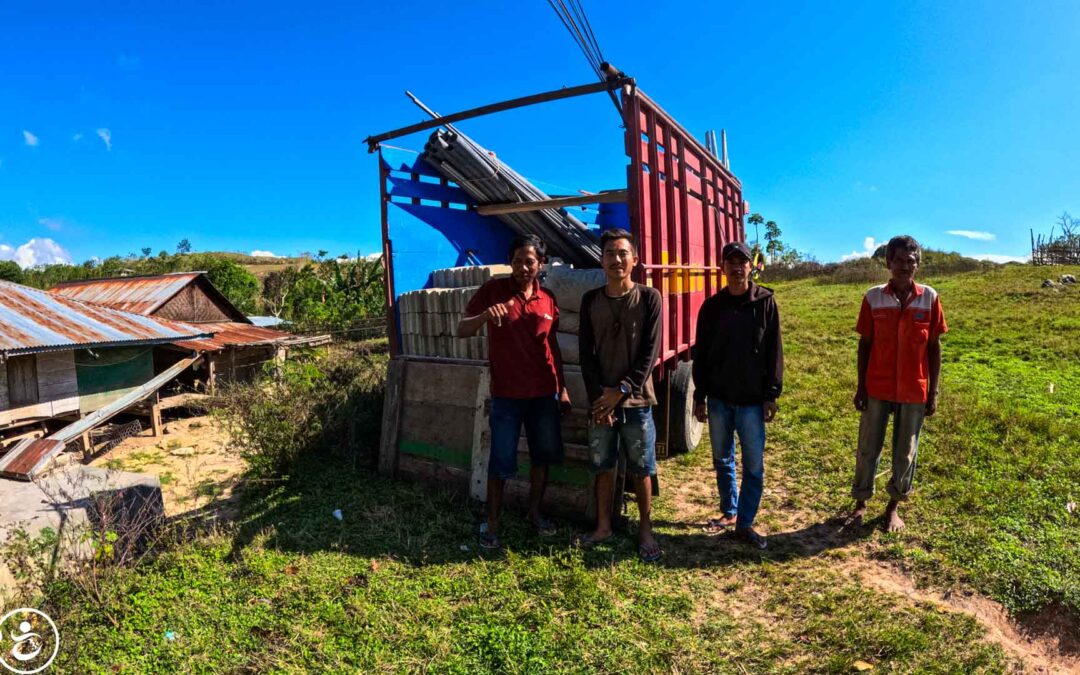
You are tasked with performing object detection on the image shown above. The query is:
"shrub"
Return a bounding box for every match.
[216,343,388,478]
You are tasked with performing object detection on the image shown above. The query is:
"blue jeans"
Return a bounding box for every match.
[588,406,657,477]
[488,396,564,480]
[707,399,766,530]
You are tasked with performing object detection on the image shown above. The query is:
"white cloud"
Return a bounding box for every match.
[250,250,281,258]
[38,217,65,232]
[971,253,1029,264]
[73,133,84,141]
[947,230,995,241]
[840,236,879,262]
[23,130,39,147]
[96,128,112,151]
[0,238,72,268]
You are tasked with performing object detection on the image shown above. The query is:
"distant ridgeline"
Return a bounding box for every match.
[759,247,999,284]
[0,251,387,333]
[1031,213,1080,266]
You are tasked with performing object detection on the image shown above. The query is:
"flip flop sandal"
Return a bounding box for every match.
[530,517,558,537]
[702,517,737,534]
[478,523,501,550]
[638,543,663,563]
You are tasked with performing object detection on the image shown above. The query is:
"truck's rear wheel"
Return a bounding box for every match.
[668,360,704,455]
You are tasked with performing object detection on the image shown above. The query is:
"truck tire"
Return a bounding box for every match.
[668,360,704,455]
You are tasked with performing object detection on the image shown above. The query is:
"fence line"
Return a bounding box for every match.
[286,317,389,341]
[1032,223,1080,266]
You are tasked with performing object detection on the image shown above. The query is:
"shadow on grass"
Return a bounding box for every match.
[217,453,878,570]
[222,455,490,566]
[649,516,877,569]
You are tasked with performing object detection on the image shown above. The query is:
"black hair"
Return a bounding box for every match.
[599,228,637,255]
[885,235,921,264]
[508,234,546,261]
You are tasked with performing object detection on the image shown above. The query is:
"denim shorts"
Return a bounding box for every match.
[488,396,565,480]
[587,406,657,477]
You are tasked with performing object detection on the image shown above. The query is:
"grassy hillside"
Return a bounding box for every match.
[767,264,1080,615]
[34,264,1080,673]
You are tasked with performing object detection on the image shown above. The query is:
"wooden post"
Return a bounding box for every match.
[151,403,163,438]
[377,358,406,477]
[207,357,216,394]
[468,368,491,501]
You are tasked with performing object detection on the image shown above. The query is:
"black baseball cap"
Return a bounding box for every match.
[722,241,753,261]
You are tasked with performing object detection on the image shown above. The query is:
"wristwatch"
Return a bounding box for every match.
[618,383,631,397]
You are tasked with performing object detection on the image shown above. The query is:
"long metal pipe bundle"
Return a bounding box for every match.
[421,128,602,267]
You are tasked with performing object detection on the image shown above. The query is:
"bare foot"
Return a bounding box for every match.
[846,500,868,527]
[639,530,658,549]
[638,528,661,560]
[884,501,905,533]
[575,527,613,548]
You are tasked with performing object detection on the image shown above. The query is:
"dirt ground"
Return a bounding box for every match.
[88,413,246,520]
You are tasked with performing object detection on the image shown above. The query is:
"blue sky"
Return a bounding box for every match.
[1,1,1076,267]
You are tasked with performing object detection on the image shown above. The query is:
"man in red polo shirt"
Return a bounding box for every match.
[850,235,947,532]
[457,234,571,549]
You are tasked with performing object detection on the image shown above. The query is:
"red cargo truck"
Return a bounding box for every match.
[368,74,746,518]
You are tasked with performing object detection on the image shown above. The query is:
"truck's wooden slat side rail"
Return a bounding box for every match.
[378,357,597,522]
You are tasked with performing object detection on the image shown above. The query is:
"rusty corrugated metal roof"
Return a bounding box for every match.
[172,322,292,352]
[0,280,211,356]
[50,272,202,315]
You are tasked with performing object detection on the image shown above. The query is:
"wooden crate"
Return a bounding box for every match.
[379,357,597,522]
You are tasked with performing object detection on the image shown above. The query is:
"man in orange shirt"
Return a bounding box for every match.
[849,235,947,532]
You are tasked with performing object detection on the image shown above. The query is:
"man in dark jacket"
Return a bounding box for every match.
[692,241,784,549]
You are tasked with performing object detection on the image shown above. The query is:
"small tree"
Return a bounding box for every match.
[778,248,807,267]
[176,239,192,255]
[748,213,764,250]
[764,220,784,262]
[0,260,24,283]
[140,247,152,258]
[204,259,260,314]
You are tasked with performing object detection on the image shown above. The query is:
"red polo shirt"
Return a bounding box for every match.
[465,278,564,399]
[855,282,947,404]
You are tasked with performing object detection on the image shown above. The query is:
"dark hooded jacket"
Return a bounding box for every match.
[692,282,784,406]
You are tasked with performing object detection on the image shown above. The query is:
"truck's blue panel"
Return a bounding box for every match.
[380,143,516,349]
[597,202,631,231]
[380,146,445,178]
[387,175,467,205]
[387,202,515,294]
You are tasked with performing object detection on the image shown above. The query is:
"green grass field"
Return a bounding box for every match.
[41,265,1079,673]
[768,265,1080,616]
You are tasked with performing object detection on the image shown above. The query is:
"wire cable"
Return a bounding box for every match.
[560,0,602,73]
[545,0,622,114]
[571,0,606,66]
[547,0,602,77]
